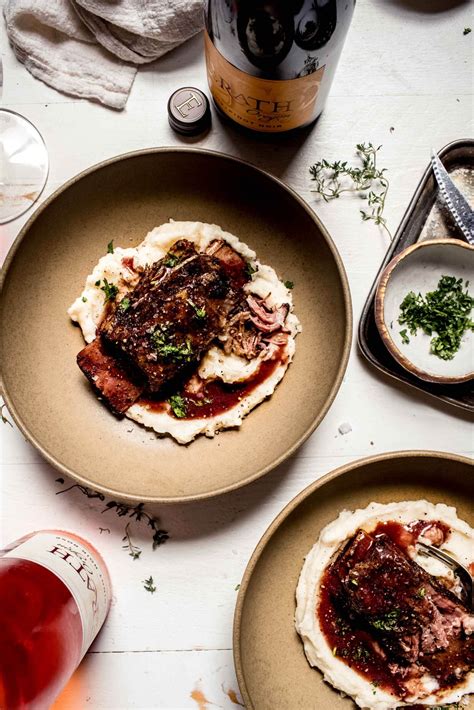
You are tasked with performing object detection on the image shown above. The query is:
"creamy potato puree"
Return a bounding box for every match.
[295,500,474,710]
[68,221,301,444]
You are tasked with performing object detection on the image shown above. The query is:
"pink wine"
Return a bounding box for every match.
[0,530,111,709]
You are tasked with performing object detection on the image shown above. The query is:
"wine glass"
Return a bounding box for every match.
[0,57,49,223]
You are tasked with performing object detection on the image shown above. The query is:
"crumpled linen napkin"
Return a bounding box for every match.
[3,0,204,110]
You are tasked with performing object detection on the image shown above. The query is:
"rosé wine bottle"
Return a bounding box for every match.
[0,530,111,709]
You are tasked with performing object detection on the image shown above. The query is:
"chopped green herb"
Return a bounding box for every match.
[416,586,426,599]
[107,240,114,254]
[122,522,141,560]
[245,262,257,278]
[168,394,187,418]
[399,328,410,344]
[143,575,156,594]
[371,681,380,695]
[398,275,474,360]
[163,254,179,268]
[350,577,359,586]
[352,645,370,661]
[95,280,101,287]
[119,297,131,312]
[188,300,206,320]
[235,584,241,591]
[310,143,391,238]
[82,296,88,303]
[151,326,194,363]
[463,27,471,35]
[100,278,119,303]
[370,609,400,632]
[284,280,294,290]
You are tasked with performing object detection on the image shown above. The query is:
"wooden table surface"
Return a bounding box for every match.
[1,0,473,707]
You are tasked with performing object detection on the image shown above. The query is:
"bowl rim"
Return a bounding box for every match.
[374,238,474,385]
[232,449,474,709]
[0,146,353,504]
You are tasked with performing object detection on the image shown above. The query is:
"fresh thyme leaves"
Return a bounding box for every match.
[151,326,194,363]
[100,278,119,303]
[352,645,371,661]
[143,575,156,594]
[235,584,241,591]
[122,522,142,560]
[188,300,206,320]
[399,328,410,344]
[1,403,13,427]
[119,297,131,312]
[245,262,257,278]
[107,240,114,254]
[463,27,471,35]
[370,609,400,632]
[284,280,294,290]
[416,586,426,599]
[309,143,391,238]
[55,479,169,551]
[398,275,474,360]
[82,296,88,303]
[168,394,187,418]
[371,681,380,695]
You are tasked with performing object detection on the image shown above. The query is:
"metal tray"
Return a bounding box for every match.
[358,138,474,412]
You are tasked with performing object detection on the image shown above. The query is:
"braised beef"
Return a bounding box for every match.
[326,529,474,689]
[77,338,144,415]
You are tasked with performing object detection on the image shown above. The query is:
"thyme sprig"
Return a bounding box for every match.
[55,479,169,551]
[122,522,142,560]
[309,143,392,239]
[1,402,13,427]
[143,575,157,594]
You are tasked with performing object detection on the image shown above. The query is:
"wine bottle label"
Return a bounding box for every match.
[204,32,325,133]
[3,532,111,658]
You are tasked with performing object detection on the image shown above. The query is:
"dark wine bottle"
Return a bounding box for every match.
[204,0,355,133]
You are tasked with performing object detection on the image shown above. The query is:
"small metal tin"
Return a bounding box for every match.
[168,87,211,135]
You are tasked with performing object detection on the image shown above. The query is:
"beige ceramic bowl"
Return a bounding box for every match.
[375,239,474,384]
[0,148,351,503]
[234,450,474,710]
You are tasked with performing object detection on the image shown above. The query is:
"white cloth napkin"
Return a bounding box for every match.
[3,0,204,110]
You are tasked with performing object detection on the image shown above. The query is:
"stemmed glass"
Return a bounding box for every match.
[0,57,49,223]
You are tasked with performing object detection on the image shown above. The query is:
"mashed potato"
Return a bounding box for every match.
[68,220,301,443]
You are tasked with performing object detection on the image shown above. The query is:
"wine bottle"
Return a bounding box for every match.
[0,530,111,709]
[204,0,355,133]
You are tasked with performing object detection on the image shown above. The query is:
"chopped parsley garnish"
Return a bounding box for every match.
[151,326,194,363]
[399,328,410,344]
[143,575,156,594]
[107,240,114,254]
[370,609,400,632]
[398,275,474,360]
[245,262,257,278]
[100,278,119,303]
[371,681,380,695]
[119,297,131,312]
[284,280,294,290]
[163,254,179,268]
[463,27,471,35]
[416,586,426,599]
[82,296,88,303]
[168,394,187,418]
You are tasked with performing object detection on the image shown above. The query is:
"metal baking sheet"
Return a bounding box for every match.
[358,138,474,412]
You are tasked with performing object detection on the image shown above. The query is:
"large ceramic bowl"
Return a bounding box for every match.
[0,148,351,502]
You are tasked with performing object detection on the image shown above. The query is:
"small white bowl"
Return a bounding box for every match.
[375,239,474,384]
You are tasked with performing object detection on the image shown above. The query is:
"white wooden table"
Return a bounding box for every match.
[1,1,473,707]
